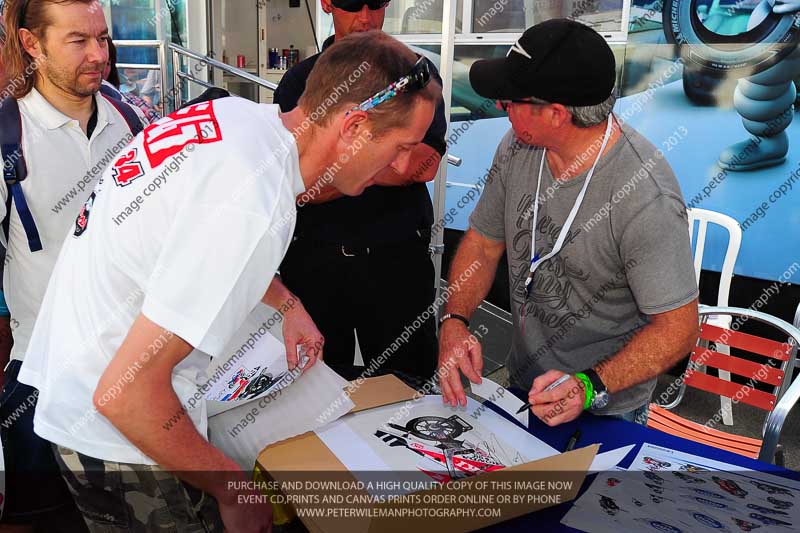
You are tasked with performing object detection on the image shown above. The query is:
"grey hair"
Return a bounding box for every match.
[530,90,617,128]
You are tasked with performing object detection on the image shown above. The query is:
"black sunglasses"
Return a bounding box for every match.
[350,56,431,113]
[331,0,391,13]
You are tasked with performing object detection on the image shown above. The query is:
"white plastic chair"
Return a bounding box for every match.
[684,208,742,425]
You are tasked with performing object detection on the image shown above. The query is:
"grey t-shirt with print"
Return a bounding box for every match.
[469,123,698,416]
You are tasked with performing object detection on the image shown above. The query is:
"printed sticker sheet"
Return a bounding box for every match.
[562,443,799,533]
[205,328,307,407]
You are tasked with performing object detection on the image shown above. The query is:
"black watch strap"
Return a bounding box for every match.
[439,313,469,329]
[582,367,607,395]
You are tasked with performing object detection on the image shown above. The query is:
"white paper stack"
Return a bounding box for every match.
[205,303,355,470]
[208,361,354,470]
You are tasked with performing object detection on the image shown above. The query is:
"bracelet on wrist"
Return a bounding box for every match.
[574,372,594,411]
[439,313,469,329]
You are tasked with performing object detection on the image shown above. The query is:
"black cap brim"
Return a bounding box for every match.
[469,57,531,101]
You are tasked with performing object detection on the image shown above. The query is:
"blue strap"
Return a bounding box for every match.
[0,93,141,254]
[99,92,144,137]
[9,182,41,251]
[99,82,123,101]
[0,97,41,253]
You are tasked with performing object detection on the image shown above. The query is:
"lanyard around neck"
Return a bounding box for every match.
[524,114,614,296]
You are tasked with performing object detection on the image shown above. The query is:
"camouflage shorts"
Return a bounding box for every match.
[54,445,224,533]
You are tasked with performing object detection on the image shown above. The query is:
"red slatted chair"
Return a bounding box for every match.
[649,306,800,464]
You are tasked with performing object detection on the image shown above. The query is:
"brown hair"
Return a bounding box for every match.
[298,30,441,137]
[1,0,96,99]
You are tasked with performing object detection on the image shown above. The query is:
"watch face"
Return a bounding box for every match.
[591,390,610,410]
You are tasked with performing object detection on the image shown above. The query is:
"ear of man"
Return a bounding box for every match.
[18,27,43,60]
[547,103,572,128]
[339,108,369,143]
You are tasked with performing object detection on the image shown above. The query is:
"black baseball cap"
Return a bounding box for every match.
[469,19,616,106]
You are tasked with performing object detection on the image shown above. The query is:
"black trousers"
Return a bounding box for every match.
[0,361,87,531]
[280,235,437,385]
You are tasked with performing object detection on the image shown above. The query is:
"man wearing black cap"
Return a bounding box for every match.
[274,0,447,386]
[438,19,699,427]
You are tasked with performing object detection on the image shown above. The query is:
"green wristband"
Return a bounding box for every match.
[574,373,593,410]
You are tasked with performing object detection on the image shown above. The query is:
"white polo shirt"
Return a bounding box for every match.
[1,88,146,361]
[19,98,305,464]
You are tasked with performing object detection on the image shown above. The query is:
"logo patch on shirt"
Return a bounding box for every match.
[74,191,95,237]
[142,101,222,168]
[112,147,145,187]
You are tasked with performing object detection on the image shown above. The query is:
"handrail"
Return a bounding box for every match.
[168,42,277,95]
[447,154,462,166]
[176,72,216,90]
[116,64,161,70]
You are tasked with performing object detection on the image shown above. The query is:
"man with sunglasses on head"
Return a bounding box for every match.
[274,0,447,388]
[19,31,439,532]
[439,19,699,428]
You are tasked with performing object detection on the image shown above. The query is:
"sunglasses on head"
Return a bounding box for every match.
[331,0,391,12]
[350,56,431,113]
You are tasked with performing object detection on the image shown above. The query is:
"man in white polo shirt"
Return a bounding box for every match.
[20,30,440,531]
[0,0,146,528]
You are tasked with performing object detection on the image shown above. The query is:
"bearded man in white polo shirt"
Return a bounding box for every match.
[0,1,148,529]
[20,30,440,532]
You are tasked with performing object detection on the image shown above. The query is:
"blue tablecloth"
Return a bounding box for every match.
[479,395,800,532]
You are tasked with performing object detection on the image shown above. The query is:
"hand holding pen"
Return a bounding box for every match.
[523,370,587,426]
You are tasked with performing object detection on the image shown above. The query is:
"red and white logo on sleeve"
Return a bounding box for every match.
[111,147,145,187]
[142,101,223,168]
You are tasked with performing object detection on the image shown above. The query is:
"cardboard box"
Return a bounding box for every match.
[257,375,597,533]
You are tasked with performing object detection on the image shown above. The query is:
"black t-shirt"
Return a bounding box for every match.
[274,36,448,246]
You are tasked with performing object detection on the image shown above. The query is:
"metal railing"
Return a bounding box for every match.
[168,43,277,111]
[112,40,167,114]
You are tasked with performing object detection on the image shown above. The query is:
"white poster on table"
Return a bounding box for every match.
[315,395,558,497]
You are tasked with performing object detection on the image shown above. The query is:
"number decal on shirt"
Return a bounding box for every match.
[112,147,145,187]
[142,101,222,168]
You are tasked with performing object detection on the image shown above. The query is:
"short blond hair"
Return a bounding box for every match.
[298,30,440,137]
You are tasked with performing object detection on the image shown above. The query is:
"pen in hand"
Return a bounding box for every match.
[515,373,573,414]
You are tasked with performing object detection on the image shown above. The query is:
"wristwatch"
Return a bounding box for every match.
[575,368,610,411]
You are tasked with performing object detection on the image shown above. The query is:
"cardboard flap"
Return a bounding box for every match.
[346,375,417,412]
[256,376,598,533]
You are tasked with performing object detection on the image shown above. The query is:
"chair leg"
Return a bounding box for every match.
[775,444,785,467]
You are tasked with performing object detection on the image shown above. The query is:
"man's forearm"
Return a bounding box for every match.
[103,376,245,502]
[262,276,297,310]
[96,315,245,504]
[444,230,504,319]
[595,299,699,394]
